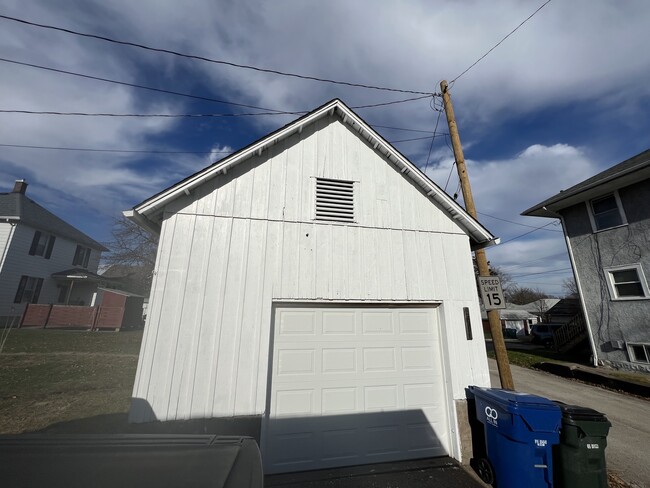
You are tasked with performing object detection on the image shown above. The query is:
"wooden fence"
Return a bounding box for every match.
[20,304,126,330]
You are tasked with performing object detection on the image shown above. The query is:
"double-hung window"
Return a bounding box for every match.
[14,276,44,304]
[589,193,625,231]
[604,264,649,300]
[72,245,92,267]
[28,231,56,258]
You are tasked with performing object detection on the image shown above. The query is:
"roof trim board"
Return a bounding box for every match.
[127,99,497,248]
[523,149,650,217]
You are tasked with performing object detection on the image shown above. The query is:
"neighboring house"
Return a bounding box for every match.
[481,305,539,337]
[545,298,581,324]
[100,264,153,297]
[125,99,497,474]
[523,149,650,371]
[0,180,108,324]
[509,298,560,322]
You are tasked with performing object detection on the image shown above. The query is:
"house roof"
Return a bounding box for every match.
[126,99,497,249]
[522,148,650,217]
[51,268,111,282]
[516,298,560,313]
[0,191,108,251]
[480,307,538,321]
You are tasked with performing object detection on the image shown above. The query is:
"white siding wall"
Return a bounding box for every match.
[131,115,490,423]
[0,222,102,317]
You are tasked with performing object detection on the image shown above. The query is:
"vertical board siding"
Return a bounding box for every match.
[133,114,490,422]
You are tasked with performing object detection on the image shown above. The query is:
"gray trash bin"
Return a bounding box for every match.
[0,434,263,488]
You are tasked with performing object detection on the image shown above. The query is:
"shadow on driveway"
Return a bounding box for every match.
[265,457,485,488]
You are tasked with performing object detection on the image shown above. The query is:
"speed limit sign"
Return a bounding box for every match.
[478,276,506,310]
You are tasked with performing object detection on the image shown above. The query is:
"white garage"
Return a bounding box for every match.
[263,305,450,474]
[125,99,495,473]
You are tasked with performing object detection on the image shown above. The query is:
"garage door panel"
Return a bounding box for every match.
[322,311,356,334]
[264,306,450,474]
[321,387,357,413]
[278,311,317,335]
[362,347,397,372]
[321,348,356,373]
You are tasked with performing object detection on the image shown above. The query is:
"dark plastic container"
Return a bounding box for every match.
[0,434,263,488]
[554,404,611,488]
[467,386,562,488]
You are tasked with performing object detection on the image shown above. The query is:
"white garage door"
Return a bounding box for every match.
[263,305,450,474]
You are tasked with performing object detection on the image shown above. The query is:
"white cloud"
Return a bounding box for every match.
[0,0,648,255]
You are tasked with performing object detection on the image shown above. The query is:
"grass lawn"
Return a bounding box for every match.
[0,329,142,434]
[486,348,565,369]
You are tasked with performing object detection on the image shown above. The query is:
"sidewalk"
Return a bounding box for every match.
[534,361,650,399]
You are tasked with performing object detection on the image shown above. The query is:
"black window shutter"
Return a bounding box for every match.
[83,249,90,268]
[29,231,41,255]
[73,245,81,265]
[32,278,44,303]
[44,236,56,259]
[14,276,28,303]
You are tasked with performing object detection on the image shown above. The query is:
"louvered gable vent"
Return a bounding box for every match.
[315,178,355,222]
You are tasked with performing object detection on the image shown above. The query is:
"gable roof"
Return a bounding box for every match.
[0,191,107,251]
[126,99,497,248]
[522,148,650,217]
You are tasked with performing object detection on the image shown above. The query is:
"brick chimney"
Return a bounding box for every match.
[12,179,28,194]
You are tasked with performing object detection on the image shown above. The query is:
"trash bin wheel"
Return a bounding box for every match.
[475,457,495,485]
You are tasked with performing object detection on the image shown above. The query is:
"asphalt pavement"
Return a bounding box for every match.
[489,359,650,488]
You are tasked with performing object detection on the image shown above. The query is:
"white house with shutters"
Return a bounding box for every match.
[0,180,107,324]
[125,99,497,473]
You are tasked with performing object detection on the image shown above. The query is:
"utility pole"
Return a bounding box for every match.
[440,80,514,390]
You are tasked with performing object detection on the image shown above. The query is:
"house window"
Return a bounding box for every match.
[28,231,56,259]
[589,193,625,231]
[605,264,650,300]
[14,276,44,304]
[314,178,355,222]
[627,343,650,364]
[73,245,91,267]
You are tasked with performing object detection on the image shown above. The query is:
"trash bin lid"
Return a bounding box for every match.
[470,386,558,410]
[556,404,609,422]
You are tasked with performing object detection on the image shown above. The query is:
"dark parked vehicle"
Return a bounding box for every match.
[530,323,563,347]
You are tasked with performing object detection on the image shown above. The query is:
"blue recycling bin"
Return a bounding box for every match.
[467,386,562,488]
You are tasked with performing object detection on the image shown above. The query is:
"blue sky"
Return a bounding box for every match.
[1,0,649,296]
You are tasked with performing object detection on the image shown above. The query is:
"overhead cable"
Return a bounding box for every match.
[498,220,560,245]
[0,13,435,96]
[0,58,430,114]
[450,0,552,84]
[477,211,563,232]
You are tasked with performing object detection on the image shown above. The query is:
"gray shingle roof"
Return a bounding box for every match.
[0,191,107,251]
[522,148,650,216]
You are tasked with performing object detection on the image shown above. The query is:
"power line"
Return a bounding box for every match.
[498,220,560,245]
[0,130,443,154]
[0,143,230,155]
[0,13,435,96]
[390,135,445,144]
[478,211,563,232]
[510,267,572,278]
[499,251,568,271]
[0,57,429,115]
[450,0,552,84]
[0,57,290,112]
[0,95,432,119]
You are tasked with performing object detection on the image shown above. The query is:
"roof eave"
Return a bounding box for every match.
[129,98,496,246]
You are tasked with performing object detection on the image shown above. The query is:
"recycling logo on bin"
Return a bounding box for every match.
[485,406,498,426]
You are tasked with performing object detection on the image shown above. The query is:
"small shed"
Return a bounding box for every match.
[93,288,144,330]
[125,99,497,473]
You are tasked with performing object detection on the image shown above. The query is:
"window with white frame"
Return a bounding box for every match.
[627,343,650,364]
[605,264,650,300]
[589,193,625,231]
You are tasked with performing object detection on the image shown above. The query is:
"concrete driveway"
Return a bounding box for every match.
[265,457,484,488]
[489,359,650,488]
